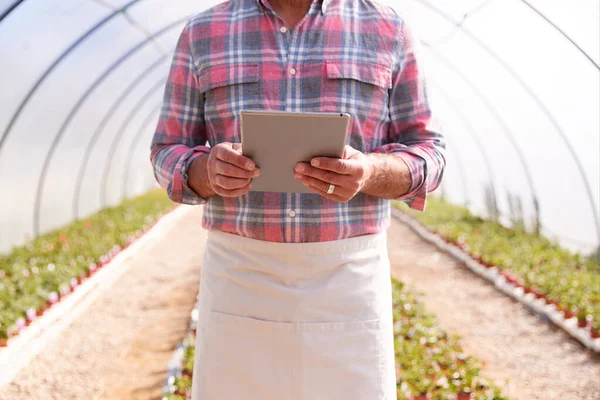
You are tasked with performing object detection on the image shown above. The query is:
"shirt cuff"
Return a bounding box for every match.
[175,145,211,205]
[393,151,428,211]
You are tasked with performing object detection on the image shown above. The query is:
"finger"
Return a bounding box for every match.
[231,143,242,153]
[343,145,360,159]
[213,160,260,179]
[214,145,255,171]
[213,175,251,190]
[305,183,347,202]
[216,182,252,198]
[310,158,361,175]
[294,163,345,186]
[294,174,351,198]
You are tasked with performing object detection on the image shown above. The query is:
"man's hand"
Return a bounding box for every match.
[189,142,259,198]
[293,146,373,203]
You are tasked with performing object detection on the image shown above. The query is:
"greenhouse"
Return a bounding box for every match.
[0,1,598,399]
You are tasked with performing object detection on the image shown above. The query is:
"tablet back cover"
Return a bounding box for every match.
[241,111,349,193]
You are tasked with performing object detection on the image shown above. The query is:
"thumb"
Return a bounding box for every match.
[232,143,243,153]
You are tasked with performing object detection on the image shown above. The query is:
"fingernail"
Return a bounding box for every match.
[246,161,255,170]
[311,159,320,167]
[295,165,305,173]
[294,173,302,179]
[254,169,260,177]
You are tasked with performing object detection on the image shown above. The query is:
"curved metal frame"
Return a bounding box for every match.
[423,42,541,230]
[519,0,599,70]
[32,16,189,235]
[99,78,167,207]
[0,0,144,152]
[121,102,163,199]
[427,77,499,213]
[1,0,598,250]
[72,55,169,219]
[412,0,600,247]
[0,0,23,23]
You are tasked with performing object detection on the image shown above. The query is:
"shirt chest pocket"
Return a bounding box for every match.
[198,63,261,121]
[323,61,392,119]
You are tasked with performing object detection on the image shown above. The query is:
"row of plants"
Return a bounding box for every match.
[0,189,175,343]
[392,280,508,399]
[394,197,600,338]
[164,343,194,399]
[163,279,509,400]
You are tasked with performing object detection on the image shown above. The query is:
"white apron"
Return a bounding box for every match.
[191,230,397,400]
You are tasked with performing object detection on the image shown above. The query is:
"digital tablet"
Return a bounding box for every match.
[240,111,350,193]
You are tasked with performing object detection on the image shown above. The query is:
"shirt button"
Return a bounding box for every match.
[280,26,288,33]
[289,210,296,218]
[289,68,296,75]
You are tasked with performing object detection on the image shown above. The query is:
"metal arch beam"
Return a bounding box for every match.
[411,0,600,249]
[519,0,599,70]
[99,78,166,207]
[427,77,499,213]
[0,0,144,153]
[421,42,541,231]
[121,102,163,199]
[32,16,189,235]
[72,54,169,219]
[0,0,24,23]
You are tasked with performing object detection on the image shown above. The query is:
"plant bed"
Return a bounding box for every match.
[393,197,600,347]
[0,190,174,343]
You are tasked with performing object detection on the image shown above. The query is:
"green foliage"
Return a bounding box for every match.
[391,281,509,399]
[162,394,186,400]
[174,375,192,394]
[0,190,174,338]
[182,346,195,374]
[395,197,600,331]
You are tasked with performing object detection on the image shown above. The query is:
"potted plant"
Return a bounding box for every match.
[407,373,433,400]
[501,270,517,284]
[174,375,192,396]
[561,296,579,319]
[0,326,8,347]
[577,306,590,328]
[182,347,195,379]
[26,308,37,325]
[591,320,600,339]
[36,304,46,317]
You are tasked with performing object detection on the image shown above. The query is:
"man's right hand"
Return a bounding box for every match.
[188,142,259,198]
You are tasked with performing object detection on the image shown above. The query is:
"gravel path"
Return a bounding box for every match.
[387,216,600,400]
[3,205,599,400]
[1,207,206,400]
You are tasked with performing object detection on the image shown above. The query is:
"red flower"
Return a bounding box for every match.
[84,221,93,229]
[58,234,69,244]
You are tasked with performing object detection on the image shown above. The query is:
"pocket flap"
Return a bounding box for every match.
[199,63,260,92]
[326,61,392,89]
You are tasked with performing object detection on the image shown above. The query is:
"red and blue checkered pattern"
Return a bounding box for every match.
[151,0,446,243]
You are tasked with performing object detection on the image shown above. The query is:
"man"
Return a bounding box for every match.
[151,0,445,398]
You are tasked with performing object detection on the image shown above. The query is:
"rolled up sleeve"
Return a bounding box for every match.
[373,14,446,211]
[150,22,211,205]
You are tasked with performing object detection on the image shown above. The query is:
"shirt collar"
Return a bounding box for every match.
[257,0,332,15]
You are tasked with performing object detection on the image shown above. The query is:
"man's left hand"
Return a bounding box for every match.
[294,146,373,203]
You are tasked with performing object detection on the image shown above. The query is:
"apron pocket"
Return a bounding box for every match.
[299,319,384,400]
[203,310,296,400]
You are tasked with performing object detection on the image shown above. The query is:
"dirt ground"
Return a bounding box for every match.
[1,207,206,400]
[387,219,600,400]
[2,206,599,400]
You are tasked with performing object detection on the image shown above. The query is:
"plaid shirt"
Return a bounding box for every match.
[151,0,446,243]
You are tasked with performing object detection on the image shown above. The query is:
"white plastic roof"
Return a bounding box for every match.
[0,0,598,255]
